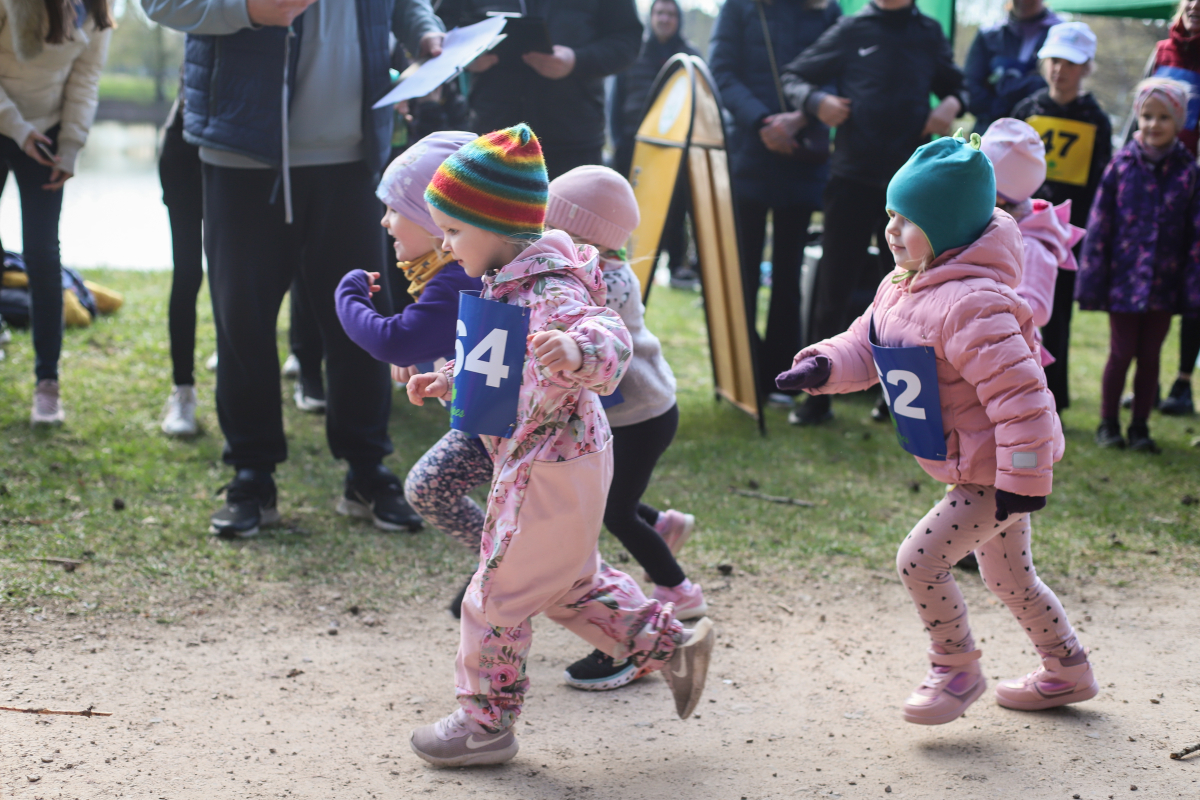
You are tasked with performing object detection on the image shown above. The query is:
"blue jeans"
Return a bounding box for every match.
[0,126,65,381]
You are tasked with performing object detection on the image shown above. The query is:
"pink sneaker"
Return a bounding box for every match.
[902,648,986,725]
[655,510,695,554]
[995,650,1098,711]
[652,578,708,620]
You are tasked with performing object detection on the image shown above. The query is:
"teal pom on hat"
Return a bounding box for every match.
[885,131,996,259]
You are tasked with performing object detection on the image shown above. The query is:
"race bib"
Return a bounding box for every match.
[870,317,947,462]
[450,291,530,438]
[1025,115,1097,187]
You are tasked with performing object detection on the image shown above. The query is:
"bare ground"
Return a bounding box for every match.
[2,569,1198,800]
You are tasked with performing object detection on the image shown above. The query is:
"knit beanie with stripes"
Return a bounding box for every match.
[424,123,548,239]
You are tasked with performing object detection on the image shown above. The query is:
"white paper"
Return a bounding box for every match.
[372,16,509,109]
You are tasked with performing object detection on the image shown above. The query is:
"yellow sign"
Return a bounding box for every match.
[1024,115,1097,187]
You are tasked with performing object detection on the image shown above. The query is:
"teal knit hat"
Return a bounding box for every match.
[885,130,996,259]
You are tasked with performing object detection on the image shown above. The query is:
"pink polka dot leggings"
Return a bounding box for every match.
[896,483,1081,659]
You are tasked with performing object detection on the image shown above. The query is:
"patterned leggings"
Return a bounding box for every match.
[404,430,493,550]
[896,483,1081,659]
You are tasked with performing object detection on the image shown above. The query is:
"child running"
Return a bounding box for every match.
[334,131,484,535]
[778,132,1096,725]
[1078,77,1200,452]
[405,125,714,767]
[542,165,706,691]
[981,118,1085,368]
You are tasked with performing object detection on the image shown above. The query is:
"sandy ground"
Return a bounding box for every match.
[2,569,1198,800]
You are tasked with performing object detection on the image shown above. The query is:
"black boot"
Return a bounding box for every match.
[1094,419,1125,449]
[1159,378,1194,416]
[1127,420,1160,453]
[788,394,833,426]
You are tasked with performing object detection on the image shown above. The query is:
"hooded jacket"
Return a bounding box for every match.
[963,8,1060,134]
[798,210,1064,496]
[1014,199,1084,365]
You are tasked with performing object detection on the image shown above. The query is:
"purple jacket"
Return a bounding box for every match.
[335,263,482,366]
[1077,139,1200,315]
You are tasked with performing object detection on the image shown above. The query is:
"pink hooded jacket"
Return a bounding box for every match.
[1013,199,1084,366]
[800,210,1064,496]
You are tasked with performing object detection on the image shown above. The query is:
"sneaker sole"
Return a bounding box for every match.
[563,661,643,692]
[162,422,200,437]
[788,410,834,426]
[336,497,423,533]
[995,677,1099,711]
[902,677,987,726]
[669,616,715,720]
[209,507,281,539]
[30,417,64,427]
[294,398,326,413]
[409,735,519,767]
[673,599,709,621]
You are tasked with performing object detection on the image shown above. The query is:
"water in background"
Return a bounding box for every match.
[0,121,174,271]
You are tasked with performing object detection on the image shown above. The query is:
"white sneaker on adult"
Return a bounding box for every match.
[161,385,199,437]
[281,353,300,379]
[293,381,326,413]
[205,352,218,372]
[30,379,65,426]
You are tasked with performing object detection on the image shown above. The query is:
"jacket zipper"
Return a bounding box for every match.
[281,25,294,224]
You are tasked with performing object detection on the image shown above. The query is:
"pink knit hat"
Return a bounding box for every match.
[980,118,1047,204]
[1135,77,1191,130]
[546,165,640,251]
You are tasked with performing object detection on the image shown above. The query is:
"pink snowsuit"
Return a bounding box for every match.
[441,230,683,732]
[1014,199,1085,367]
[798,210,1082,660]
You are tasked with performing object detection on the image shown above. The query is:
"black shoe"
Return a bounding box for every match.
[871,394,890,422]
[337,464,424,532]
[788,394,833,426]
[448,574,472,620]
[210,469,280,538]
[562,649,644,692]
[955,551,979,571]
[669,267,700,291]
[1127,421,1161,453]
[1094,419,1125,449]
[1159,379,1194,416]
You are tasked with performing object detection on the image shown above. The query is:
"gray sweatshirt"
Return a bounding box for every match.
[601,258,677,427]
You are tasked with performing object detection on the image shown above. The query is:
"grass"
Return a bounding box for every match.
[98,73,177,105]
[1,269,1199,616]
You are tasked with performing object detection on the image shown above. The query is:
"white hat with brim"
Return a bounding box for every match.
[1038,21,1097,64]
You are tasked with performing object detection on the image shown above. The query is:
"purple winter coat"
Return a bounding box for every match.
[1077,139,1200,315]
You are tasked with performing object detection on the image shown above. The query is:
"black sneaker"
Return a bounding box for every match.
[1159,379,1194,416]
[448,574,472,619]
[337,464,424,532]
[210,469,280,538]
[1094,419,1125,449]
[788,394,833,426]
[1127,421,1161,453]
[669,267,700,291]
[563,649,646,692]
[871,394,890,422]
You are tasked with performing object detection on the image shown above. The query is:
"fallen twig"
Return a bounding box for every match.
[1170,743,1200,759]
[777,603,794,615]
[0,518,52,526]
[32,557,85,572]
[729,487,815,508]
[0,705,111,717]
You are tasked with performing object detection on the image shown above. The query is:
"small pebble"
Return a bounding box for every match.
[1130,786,1138,792]
[885,787,892,794]
[327,627,338,636]
[112,498,125,511]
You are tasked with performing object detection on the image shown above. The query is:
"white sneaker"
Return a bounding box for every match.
[0,320,10,344]
[281,353,300,379]
[205,352,218,372]
[30,379,65,426]
[161,385,199,437]
[294,381,326,413]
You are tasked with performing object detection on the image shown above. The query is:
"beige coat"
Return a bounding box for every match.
[0,0,110,174]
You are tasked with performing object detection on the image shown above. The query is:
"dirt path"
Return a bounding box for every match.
[2,570,1198,799]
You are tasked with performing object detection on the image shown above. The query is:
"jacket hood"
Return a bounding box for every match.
[489,229,607,305]
[1019,199,1084,268]
[905,209,1025,292]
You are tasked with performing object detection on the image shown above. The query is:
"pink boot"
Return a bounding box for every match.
[995,650,1098,711]
[902,648,986,725]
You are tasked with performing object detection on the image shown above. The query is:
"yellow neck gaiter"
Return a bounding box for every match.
[398,249,455,298]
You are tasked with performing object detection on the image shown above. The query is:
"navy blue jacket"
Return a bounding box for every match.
[964,10,1060,135]
[709,0,841,208]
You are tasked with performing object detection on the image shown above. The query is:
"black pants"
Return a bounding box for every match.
[288,277,324,388]
[1041,267,1076,411]
[1177,316,1200,377]
[159,113,204,387]
[738,200,814,395]
[202,161,393,470]
[543,144,603,181]
[605,404,685,588]
[809,176,890,347]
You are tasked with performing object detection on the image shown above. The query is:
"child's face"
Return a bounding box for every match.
[1138,95,1179,149]
[885,212,933,270]
[428,205,519,278]
[1044,58,1087,97]
[381,208,437,262]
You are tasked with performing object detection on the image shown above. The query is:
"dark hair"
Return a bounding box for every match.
[45,0,114,46]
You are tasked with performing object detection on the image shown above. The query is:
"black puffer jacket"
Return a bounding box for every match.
[780,1,966,188]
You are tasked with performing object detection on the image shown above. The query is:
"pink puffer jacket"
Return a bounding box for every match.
[1015,199,1084,367]
[800,209,1064,496]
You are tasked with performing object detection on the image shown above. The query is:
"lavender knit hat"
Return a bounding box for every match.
[376,131,476,238]
[546,165,640,251]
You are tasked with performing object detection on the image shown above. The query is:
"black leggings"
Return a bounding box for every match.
[605,404,686,588]
[1178,316,1200,377]
[159,109,204,388]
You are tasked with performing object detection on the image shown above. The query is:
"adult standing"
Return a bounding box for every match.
[964,0,1061,135]
[143,0,444,538]
[710,0,842,402]
[0,0,112,425]
[781,0,965,425]
[449,0,643,179]
[1012,21,1109,412]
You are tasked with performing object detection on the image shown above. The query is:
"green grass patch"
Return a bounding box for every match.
[1,270,1198,614]
[98,73,177,105]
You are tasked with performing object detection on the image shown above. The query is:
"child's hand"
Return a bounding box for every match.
[366,271,382,295]
[529,330,583,373]
[776,355,831,391]
[406,372,448,406]
[391,364,418,384]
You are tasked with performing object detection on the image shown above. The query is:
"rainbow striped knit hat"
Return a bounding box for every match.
[424,124,548,239]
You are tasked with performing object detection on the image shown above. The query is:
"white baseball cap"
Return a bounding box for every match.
[1038,21,1097,64]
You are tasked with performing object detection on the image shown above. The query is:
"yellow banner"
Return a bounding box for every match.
[1024,115,1097,188]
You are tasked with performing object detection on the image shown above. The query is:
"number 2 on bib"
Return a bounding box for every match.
[886,370,925,420]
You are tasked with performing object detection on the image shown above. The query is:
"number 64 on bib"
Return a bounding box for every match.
[451,291,530,438]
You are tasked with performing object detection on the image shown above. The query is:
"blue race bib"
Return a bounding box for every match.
[451,291,530,438]
[869,317,947,461]
[600,386,624,409]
